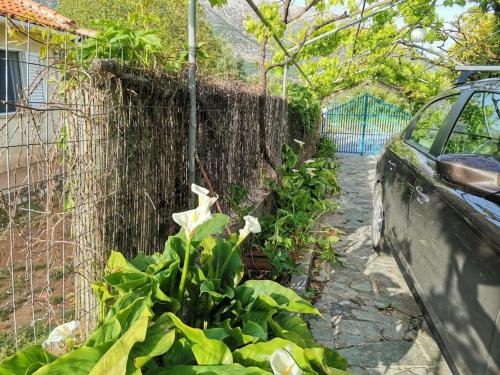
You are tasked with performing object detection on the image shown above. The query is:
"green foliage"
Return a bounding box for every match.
[287,83,321,134]
[227,184,254,221]
[58,0,245,76]
[242,1,493,109]
[0,197,347,374]
[81,18,162,68]
[447,8,499,66]
[260,141,341,277]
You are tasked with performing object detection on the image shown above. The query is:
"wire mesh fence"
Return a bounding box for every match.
[0,14,292,358]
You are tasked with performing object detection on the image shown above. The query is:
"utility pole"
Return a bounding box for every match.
[187,0,197,195]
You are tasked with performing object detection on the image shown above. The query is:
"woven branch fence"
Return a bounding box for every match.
[63,60,295,334]
[0,25,310,352]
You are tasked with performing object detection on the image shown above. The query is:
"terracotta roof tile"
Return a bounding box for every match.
[0,0,91,35]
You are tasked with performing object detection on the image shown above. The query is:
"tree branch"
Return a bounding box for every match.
[288,0,321,23]
[398,40,463,65]
[281,0,292,23]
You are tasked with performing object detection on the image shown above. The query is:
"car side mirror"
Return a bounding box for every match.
[436,154,500,197]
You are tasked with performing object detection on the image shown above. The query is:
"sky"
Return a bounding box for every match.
[292,0,469,22]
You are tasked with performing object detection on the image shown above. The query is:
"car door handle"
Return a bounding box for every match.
[414,185,430,204]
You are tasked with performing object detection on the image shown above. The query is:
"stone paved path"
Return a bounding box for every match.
[310,155,452,375]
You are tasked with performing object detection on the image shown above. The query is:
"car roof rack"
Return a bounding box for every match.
[454,65,500,85]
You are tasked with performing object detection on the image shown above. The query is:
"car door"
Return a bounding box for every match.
[406,91,500,375]
[382,95,459,261]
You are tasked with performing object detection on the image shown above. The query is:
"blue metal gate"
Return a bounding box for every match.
[321,93,412,155]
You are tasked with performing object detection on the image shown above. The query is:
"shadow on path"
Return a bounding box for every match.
[310,155,452,375]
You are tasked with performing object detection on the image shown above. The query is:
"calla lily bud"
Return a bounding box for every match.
[238,215,261,244]
[270,348,303,375]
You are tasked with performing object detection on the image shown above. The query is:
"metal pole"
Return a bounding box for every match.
[282,63,288,99]
[187,0,197,192]
[360,93,369,156]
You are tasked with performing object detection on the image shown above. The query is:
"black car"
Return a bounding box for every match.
[373,71,500,375]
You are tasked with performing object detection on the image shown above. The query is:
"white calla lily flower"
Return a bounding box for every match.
[172,184,218,239]
[291,169,299,173]
[293,139,305,147]
[270,348,303,375]
[172,207,212,239]
[191,183,218,207]
[306,167,317,177]
[304,159,315,164]
[238,215,261,244]
[43,320,80,356]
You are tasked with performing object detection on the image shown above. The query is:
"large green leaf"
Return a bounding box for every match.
[130,314,176,368]
[232,338,301,372]
[234,338,349,375]
[236,280,319,314]
[157,364,270,374]
[240,310,276,342]
[33,344,112,375]
[130,252,156,272]
[268,313,316,348]
[35,306,149,375]
[89,306,150,374]
[303,347,349,374]
[162,338,195,366]
[204,319,257,349]
[200,279,234,299]
[0,345,55,375]
[163,234,185,262]
[192,214,230,242]
[105,251,141,275]
[164,313,233,365]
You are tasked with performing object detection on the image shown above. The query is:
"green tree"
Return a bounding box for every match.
[447,8,499,65]
[208,1,494,109]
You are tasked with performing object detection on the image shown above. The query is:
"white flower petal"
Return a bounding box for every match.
[304,159,315,164]
[243,215,261,234]
[191,184,218,207]
[172,207,212,237]
[293,139,305,146]
[191,184,210,196]
[238,215,261,243]
[270,348,302,375]
[43,321,80,356]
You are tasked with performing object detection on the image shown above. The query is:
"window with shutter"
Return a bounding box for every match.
[0,50,22,113]
[27,52,46,109]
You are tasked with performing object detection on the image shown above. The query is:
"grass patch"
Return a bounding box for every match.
[0,322,49,361]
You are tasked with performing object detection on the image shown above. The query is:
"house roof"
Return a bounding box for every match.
[0,0,95,36]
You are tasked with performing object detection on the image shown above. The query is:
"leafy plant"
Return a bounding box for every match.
[259,140,341,277]
[287,84,321,135]
[81,16,162,67]
[227,184,255,221]
[0,184,349,375]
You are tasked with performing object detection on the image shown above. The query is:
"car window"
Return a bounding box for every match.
[409,95,458,152]
[444,92,500,157]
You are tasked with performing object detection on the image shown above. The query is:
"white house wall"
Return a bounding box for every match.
[0,22,61,193]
